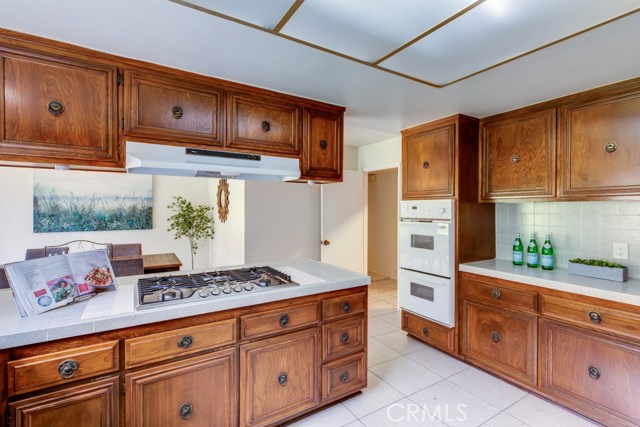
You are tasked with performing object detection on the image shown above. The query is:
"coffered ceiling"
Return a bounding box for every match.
[1,0,639,146]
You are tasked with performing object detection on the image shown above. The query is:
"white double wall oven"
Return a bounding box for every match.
[398,199,455,327]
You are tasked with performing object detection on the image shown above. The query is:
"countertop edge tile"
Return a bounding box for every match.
[459,259,640,306]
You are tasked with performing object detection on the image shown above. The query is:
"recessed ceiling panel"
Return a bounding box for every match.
[185,0,297,29]
[380,0,640,85]
[281,0,479,62]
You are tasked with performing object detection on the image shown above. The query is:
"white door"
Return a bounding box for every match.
[321,170,366,274]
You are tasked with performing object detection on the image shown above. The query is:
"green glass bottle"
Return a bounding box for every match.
[541,234,555,270]
[526,233,539,268]
[512,233,524,265]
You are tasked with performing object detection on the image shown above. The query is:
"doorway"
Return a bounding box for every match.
[366,168,398,281]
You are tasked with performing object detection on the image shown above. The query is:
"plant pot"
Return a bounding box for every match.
[568,261,628,282]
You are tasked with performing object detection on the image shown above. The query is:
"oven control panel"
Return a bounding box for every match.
[400,199,454,221]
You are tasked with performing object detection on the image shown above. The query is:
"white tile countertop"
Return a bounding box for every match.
[459,259,640,307]
[0,259,370,350]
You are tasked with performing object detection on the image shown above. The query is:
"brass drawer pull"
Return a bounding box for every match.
[172,106,183,119]
[340,371,349,383]
[340,332,350,343]
[261,120,271,132]
[510,154,520,163]
[588,311,602,323]
[177,335,193,349]
[422,327,429,336]
[278,372,288,386]
[491,331,501,343]
[604,141,617,153]
[179,403,193,420]
[588,366,601,380]
[279,314,289,327]
[58,359,79,379]
[422,161,430,169]
[320,139,328,150]
[491,288,501,299]
[48,100,65,115]
[342,302,351,313]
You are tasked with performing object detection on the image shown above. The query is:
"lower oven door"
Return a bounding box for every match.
[398,268,454,327]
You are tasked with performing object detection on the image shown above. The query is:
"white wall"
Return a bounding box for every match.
[495,201,640,278]
[244,181,321,264]
[358,136,401,172]
[343,145,359,171]
[0,167,212,270]
[367,169,398,279]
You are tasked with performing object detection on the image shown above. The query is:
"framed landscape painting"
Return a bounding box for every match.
[33,170,153,233]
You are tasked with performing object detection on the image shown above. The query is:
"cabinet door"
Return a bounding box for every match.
[460,299,536,385]
[227,93,301,156]
[0,52,120,167]
[301,108,343,182]
[402,123,454,199]
[125,348,237,427]
[480,109,556,200]
[558,92,640,198]
[125,70,224,146]
[240,328,319,427]
[540,320,640,426]
[9,376,118,427]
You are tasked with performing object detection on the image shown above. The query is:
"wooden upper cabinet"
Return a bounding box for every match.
[479,108,556,201]
[0,51,120,167]
[227,92,301,156]
[125,70,224,146]
[301,108,343,182]
[558,90,640,198]
[402,119,455,199]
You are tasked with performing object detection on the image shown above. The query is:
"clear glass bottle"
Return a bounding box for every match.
[541,234,554,270]
[526,233,539,268]
[512,233,524,266]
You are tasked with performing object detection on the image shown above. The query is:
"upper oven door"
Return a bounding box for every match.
[399,221,451,278]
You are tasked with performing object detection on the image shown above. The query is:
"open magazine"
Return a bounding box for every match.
[4,249,118,317]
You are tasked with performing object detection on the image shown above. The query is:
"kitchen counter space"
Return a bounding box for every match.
[459,259,640,306]
[0,259,370,350]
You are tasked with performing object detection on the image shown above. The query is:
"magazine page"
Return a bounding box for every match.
[67,250,118,292]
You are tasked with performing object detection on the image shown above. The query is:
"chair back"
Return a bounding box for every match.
[45,240,113,258]
[112,243,142,258]
[0,267,9,289]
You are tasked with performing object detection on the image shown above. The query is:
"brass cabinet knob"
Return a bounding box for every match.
[604,141,617,153]
[172,106,183,119]
[261,121,271,132]
[278,372,288,386]
[58,359,79,379]
[179,403,193,419]
[588,311,602,323]
[177,335,193,349]
[510,154,520,163]
[491,331,501,342]
[48,100,65,115]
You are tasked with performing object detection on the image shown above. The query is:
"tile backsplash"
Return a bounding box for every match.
[495,201,640,278]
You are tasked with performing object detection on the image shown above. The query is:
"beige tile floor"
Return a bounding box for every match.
[288,273,600,427]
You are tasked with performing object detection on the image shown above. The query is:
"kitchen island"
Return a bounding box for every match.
[458,259,640,427]
[0,259,370,427]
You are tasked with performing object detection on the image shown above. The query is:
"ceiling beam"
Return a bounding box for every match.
[273,0,305,33]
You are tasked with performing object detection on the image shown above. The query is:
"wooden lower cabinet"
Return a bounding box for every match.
[460,299,536,385]
[9,376,119,427]
[402,310,455,354]
[321,352,366,402]
[240,328,319,427]
[540,320,640,426]
[125,348,236,427]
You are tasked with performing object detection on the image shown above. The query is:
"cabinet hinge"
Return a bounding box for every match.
[117,73,124,86]
[120,118,124,130]
[121,378,126,396]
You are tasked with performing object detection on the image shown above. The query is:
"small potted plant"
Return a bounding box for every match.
[167,196,215,270]
[568,258,628,282]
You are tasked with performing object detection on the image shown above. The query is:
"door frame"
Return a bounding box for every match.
[363,162,400,277]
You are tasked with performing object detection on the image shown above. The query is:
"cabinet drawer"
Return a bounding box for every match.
[7,341,119,396]
[322,315,365,361]
[321,352,366,402]
[541,295,640,340]
[460,276,538,313]
[402,310,455,353]
[227,93,301,155]
[461,300,536,385]
[241,302,319,340]
[124,318,236,368]
[541,320,640,425]
[126,71,224,145]
[322,292,366,321]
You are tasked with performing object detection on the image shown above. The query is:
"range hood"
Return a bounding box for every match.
[126,141,300,181]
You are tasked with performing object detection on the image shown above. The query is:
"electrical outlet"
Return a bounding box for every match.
[613,242,629,260]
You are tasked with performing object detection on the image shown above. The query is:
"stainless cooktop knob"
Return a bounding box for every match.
[233,283,243,292]
[210,286,220,296]
[244,282,255,291]
[198,288,209,298]
[222,284,232,294]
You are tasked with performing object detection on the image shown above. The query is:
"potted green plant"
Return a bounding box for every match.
[568,258,628,282]
[167,196,215,270]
